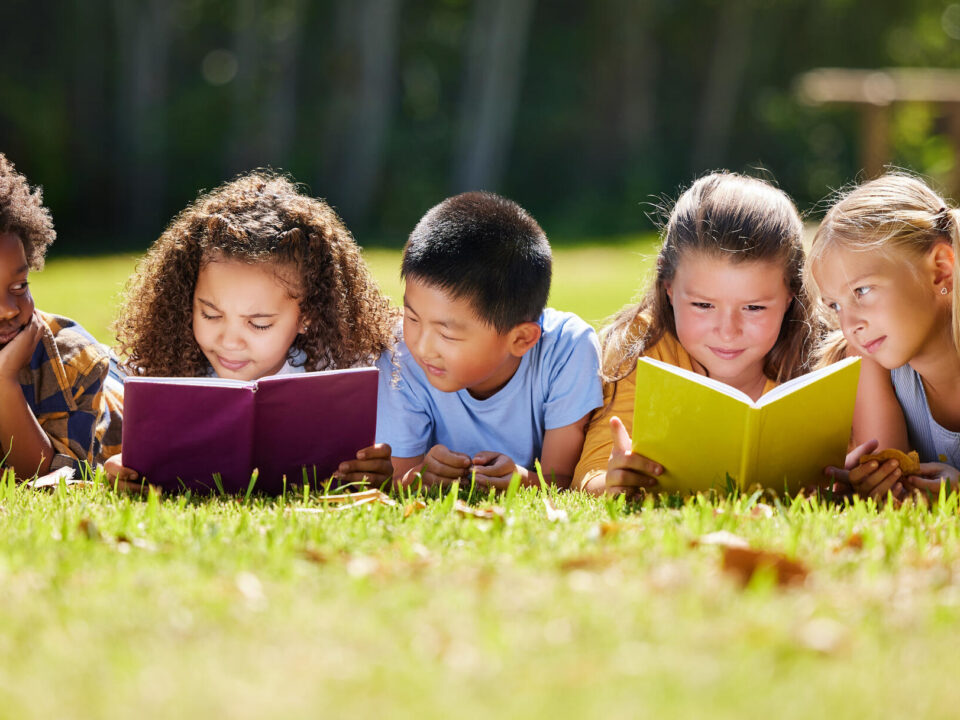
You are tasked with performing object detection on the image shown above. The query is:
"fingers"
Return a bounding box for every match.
[355,443,391,461]
[607,448,662,485]
[852,458,901,498]
[610,416,632,456]
[336,458,393,485]
[470,472,514,491]
[823,466,850,483]
[420,444,471,485]
[844,438,879,470]
[471,451,500,466]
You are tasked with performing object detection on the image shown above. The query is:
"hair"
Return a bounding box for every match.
[115,170,398,377]
[400,191,552,333]
[0,152,55,270]
[601,171,814,384]
[806,171,960,356]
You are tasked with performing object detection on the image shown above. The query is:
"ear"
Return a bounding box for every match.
[664,280,674,304]
[928,241,955,291]
[298,316,309,334]
[507,321,542,358]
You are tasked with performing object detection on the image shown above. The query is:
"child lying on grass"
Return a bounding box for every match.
[105,171,397,488]
[0,152,121,479]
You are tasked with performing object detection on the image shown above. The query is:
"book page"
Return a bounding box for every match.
[633,358,751,492]
[756,356,860,407]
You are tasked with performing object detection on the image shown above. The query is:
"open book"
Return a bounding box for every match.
[121,367,378,493]
[632,356,860,493]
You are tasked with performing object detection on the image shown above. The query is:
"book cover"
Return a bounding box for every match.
[632,356,860,493]
[122,367,378,493]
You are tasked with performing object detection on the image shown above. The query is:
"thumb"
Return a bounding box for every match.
[610,416,632,456]
[472,451,498,466]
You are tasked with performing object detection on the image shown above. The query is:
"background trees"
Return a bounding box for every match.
[2,0,959,251]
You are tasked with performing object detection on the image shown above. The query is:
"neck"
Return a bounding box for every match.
[907,321,960,393]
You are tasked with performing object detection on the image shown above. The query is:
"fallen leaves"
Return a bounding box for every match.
[404,500,427,518]
[27,467,95,490]
[293,489,397,513]
[453,499,504,521]
[721,547,809,587]
[542,497,569,523]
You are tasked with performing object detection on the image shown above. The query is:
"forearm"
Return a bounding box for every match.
[0,378,53,478]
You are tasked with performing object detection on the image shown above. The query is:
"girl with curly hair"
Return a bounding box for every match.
[106,170,399,487]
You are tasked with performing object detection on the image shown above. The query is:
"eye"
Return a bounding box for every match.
[853,286,872,299]
[691,302,713,310]
[825,301,840,313]
[250,322,272,331]
[10,281,28,294]
[744,305,766,312]
[199,310,221,321]
[440,334,460,342]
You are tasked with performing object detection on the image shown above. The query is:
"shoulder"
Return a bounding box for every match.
[37,311,109,377]
[538,308,599,356]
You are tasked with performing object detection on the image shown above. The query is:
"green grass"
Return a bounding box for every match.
[11,240,960,718]
[3,477,960,718]
[30,237,659,342]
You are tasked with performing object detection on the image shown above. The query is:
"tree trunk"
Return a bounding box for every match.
[691,2,752,172]
[113,0,174,237]
[452,0,536,193]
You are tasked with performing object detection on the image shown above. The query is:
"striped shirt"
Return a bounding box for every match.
[890,364,960,466]
[15,312,122,472]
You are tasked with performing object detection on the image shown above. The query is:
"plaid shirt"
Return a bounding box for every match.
[16,311,122,472]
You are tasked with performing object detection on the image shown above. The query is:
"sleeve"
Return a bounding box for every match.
[41,351,109,472]
[374,349,435,458]
[571,369,637,490]
[541,318,604,431]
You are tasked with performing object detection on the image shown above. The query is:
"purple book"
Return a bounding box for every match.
[121,367,378,494]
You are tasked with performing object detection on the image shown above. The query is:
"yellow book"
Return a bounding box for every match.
[632,356,860,493]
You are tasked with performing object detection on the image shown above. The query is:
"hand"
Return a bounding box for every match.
[470,451,527,490]
[417,444,471,487]
[0,313,42,380]
[103,453,144,491]
[604,416,663,496]
[823,438,879,495]
[337,443,393,486]
[904,462,960,497]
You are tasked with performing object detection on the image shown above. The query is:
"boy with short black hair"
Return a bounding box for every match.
[0,152,120,478]
[376,191,602,488]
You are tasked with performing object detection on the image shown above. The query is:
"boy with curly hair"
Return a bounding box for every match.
[0,152,120,478]
[376,191,603,489]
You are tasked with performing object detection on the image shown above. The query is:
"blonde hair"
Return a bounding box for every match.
[601,171,815,383]
[807,172,960,356]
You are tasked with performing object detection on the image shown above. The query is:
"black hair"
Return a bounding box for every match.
[401,191,552,332]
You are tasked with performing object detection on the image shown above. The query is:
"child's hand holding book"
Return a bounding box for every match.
[604,416,664,497]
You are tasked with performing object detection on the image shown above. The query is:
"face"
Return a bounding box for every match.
[192,258,304,381]
[402,277,532,399]
[813,245,947,369]
[0,232,35,349]
[665,253,793,392]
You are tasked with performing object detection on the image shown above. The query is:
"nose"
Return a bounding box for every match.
[219,320,246,350]
[838,307,864,337]
[413,326,438,360]
[0,293,19,321]
[717,309,742,342]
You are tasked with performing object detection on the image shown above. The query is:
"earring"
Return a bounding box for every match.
[942,287,949,295]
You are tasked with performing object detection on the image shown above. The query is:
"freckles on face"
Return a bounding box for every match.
[665,253,793,389]
[0,232,35,347]
[191,259,303,381]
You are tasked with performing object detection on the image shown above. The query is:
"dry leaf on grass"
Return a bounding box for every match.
[721,546,809,587]
[26,467,95,490]
[77,518,101,541]
[588,521,623,540]
[403,500,427,518]
[453,499,504,520]
[293,489,398,513]
[691,530,750,549]
[749,503,775,518]
[543,497,569,523]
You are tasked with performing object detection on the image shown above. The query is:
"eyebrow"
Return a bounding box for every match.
[197,298,278,319]
[403,297,468,330]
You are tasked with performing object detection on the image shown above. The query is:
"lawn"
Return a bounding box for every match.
[7,240,960,719]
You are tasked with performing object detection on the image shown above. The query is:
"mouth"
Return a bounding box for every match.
[0,324,24,345]
[422,362,446,377]
[862,336,885,354]
[708,346,745,360]
[217,356,251,372]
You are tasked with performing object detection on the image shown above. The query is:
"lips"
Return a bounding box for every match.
[0,324,23,344]
[708,346,745,360]
[217,356,251,372]
[423,362,446,377]
[862,336,885,354]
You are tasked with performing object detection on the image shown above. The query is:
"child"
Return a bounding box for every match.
[0,152,120,478]
[376,191,603,489]
[810,173,960,500]
[106,171,398,486]
[573,172,817,495]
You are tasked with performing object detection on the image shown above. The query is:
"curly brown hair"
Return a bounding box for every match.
[0,152,55,269]
[115,171,399,377]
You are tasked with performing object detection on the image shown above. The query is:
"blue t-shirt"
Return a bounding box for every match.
[375,308,603,467]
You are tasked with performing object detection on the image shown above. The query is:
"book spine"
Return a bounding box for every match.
[737,408,761,490]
